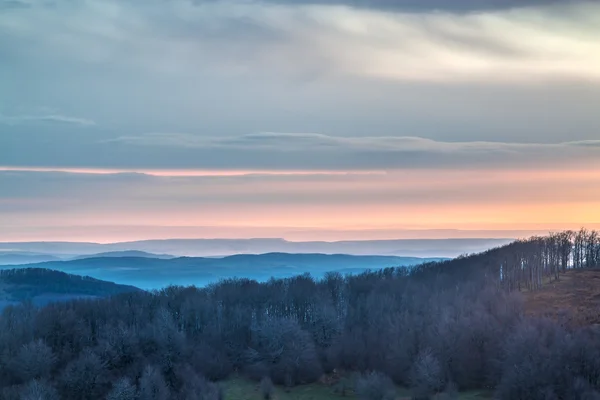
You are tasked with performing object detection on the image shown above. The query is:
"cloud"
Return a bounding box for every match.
[1,0,599,171]
[0,166,384,178]
[251,0,572,12]
[2,167,599,242]
[0,0,31,9]
[0,113,96,126]
[0,0,575,13]
[2,167,599,211]
[4,133,599,172]
[1,0,599,243]
[569,140,600,148]
[1,0,599,83]
[108,132,600,156]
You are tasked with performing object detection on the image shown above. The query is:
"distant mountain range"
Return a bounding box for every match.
[0,237,512,259]
[0,252,63,265]
[0,253,446,290]
[0,268,141,311]
[0,250,176,265]
[71,250,175,260]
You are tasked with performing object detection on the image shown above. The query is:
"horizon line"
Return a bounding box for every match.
[0,166,388,177]
[0,237,527,246]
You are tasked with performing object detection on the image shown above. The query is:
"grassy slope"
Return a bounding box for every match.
[221,377,491,400]
[523,268,600,327]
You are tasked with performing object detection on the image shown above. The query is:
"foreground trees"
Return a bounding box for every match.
[1,230,600,399]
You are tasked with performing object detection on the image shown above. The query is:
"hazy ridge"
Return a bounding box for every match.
[0,268,140,310]
[0,237,512,259]
[0,253,446,290]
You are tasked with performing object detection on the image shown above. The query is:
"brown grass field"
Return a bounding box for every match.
[523,268,600,327]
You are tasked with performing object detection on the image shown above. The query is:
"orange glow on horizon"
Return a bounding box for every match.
[2,165,600,243]
[2,165,600,179]
[0,166,386,177]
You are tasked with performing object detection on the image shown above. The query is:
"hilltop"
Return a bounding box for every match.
[0,251,63,265]
[0,268,141,310]
[72,250,175,260]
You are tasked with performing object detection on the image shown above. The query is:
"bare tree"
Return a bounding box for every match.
[106,378,137,400]
[59,350,108,400]
[409,348,444,398]
[11,340,56,383]
[20,379,59,400]
[139,365,170,400]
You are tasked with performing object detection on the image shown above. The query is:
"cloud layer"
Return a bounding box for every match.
[2,168,599,242]
[0,0,577,12]
[1,0,599,241]
[0,113,95,126]
[2,0,599,143]
[4,133,600,171]
[2,0,599,83]
[241,0,572,12]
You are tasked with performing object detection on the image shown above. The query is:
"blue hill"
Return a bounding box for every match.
[2,253,446,290]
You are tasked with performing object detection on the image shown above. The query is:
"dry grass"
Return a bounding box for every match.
[523,268,600,327]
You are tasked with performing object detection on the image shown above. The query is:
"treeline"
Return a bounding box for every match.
[1,232,600,399]
[410,228,600,292]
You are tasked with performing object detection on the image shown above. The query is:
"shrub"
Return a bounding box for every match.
[249,318,322,386]
[260,377,274,400]
[244,362,270,382]
[188,343,232,381]
[409,349,444,399]
[333,376,354,397]
[20,379,59,400]
[174,364,223,400]
[355,371,396,400]
[139,365,170,400]
[106,378,137,400]
[179,377,222,400]
[434,381,458,400]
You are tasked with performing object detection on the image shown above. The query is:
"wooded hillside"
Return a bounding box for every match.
[0,268,141,302]
[1,230,600,400]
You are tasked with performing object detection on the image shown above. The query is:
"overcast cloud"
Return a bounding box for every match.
[1,0,599,241]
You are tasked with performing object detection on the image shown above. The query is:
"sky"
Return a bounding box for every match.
[1,0,600,243]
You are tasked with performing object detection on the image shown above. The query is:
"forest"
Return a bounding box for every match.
[0,268,140,302]
[1,229,600,400]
